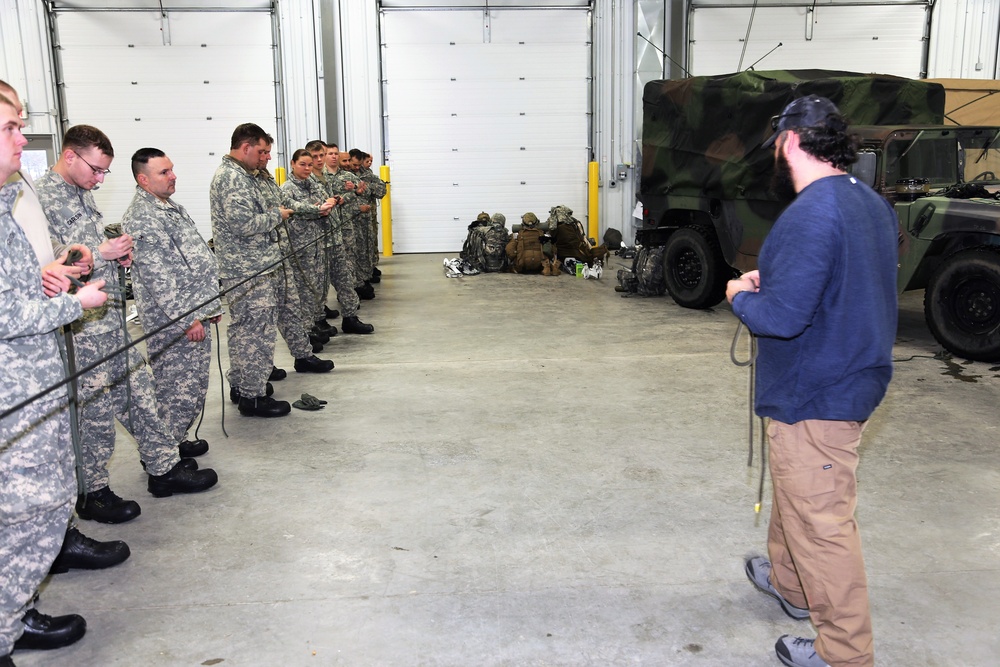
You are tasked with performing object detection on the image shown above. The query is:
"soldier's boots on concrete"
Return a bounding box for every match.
[309,333,327,353]
[179,438,209,458]
[324,306,340,319]
[238,395,292,418]
[50,527,131,574]
[369,271,381,284]
[13,609,86,651]
[147,460,219,498]
[342,315,374,335]
[268,366,287,382]
[355,282,375,300]
[314,318,337,335]
[294,355,335,373]
[541,258,552,276]
[76,487,141,524]
[371,267,381,277]
[230,382,274,404]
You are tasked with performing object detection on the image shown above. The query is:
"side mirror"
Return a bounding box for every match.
[851,151,878,189]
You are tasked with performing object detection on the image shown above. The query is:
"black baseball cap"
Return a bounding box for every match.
[762,95,841,149]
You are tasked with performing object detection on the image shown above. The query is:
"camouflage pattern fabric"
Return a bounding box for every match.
[325,211,360,318]
[640,70,946,204]
[35,171,123,337]
[0,183,81,655]
[222,274,277,398]
[281,176,331,322]
[35,174,181,489]
[360,166,387,272]
[210,155,282,280]
[121,186,221,442]
[329,169,365,287]
[254,170,311,360]
[74,332,180,486]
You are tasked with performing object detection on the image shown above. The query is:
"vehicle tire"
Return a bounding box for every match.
[662,224,729,309]
[924,247,1000,361]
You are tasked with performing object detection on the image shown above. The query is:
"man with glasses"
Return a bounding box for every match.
[36,125,219,525]
[726,96,896,667]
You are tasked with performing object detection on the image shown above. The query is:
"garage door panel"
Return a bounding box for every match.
[382,8,590,252]
[385,80,587,114]
[55,9,276,239]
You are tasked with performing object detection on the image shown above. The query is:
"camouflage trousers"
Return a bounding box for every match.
[288,223,328,324]
[146,323,212,443]
[352,212,375,284]
[223,273,277,398]
[0,397,74,655]
[326,238,360,319]
[273,264,313,360]
[370,212,380,268]
[74,330,181,489]
[338,214,365,288]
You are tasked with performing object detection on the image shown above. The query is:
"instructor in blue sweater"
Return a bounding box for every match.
[727,96,897,667]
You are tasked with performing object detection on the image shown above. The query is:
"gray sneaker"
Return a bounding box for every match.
[744,557,811,620]
[775,635,830,667]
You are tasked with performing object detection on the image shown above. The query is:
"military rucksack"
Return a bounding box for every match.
[507,227,544,273]
[633,246,666,296]
[461,219,510,273]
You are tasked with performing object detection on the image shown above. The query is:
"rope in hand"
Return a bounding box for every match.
[730,319,766,514]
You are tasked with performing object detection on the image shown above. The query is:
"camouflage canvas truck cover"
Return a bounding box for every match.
[636,69,1000,361]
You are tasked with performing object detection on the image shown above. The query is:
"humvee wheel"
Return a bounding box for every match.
[662,224,728,309]
[924,248,1000,361]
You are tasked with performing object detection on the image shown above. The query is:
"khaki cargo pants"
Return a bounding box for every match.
[766,418,874,667]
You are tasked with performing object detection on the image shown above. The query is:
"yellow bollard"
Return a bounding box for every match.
[588,161,599,242]
[380,165,393,257]
[274,166,286,186]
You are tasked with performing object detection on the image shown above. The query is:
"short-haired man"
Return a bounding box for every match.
[728,96,897,667]
[0,79,131,574]
[210,124,331,419]
[331,151,374,300]
[0,91,112,667]
[36,126,218,524]
[121,148,222,453]
[357,151,386,284]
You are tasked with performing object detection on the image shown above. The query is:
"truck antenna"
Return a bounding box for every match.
[636,32,691,79]
[746,42,783,72]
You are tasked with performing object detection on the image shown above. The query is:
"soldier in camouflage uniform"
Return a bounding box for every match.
[358,152,386,283]
[280,149,336,335]
[121,148,222,454]
[0,94,111,666]
[313,144,373,334]
[210,124,333,419]
[330,151,374,300]
[36,126,218,524]
[255,137,338,356]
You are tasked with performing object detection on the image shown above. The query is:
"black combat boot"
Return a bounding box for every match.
[314,318,336,334]
[294,355,335,373]
[238,395,291,418]
[76,487,141,524]
[179,438,208,457]
[147,460,219,498]
[13,610,86,651]
[355,282,375,300]
[342,315,374,334]
[268,366,287,382]
[50,527,130,574]
[230,382,274,404]
[324,305,340,319]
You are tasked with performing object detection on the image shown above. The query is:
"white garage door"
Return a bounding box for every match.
[690,3,929,78]
[52,9,277,239]
[381,8,591,253]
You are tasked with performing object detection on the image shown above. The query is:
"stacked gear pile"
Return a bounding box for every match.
[546,205,607,268]
[460,212,510,273]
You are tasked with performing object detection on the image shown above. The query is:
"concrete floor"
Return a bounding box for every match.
[19,253,1000,667]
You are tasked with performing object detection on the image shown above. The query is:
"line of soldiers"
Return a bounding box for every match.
[0,77,386,664]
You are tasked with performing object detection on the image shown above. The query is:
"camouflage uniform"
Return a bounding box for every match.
[254,169,314,357]
[0,180,81,656]
[359,166,386,277]
[121,186,222,443]
[328,168,366,287]
[316,171,361,318]
[281,175,330,323]
[35,171,181,490]
[210,156,283,399]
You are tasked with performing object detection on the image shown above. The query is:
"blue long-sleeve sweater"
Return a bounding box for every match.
[732,174,898,424]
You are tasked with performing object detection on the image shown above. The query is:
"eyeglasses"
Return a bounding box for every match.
[72,150,111,176]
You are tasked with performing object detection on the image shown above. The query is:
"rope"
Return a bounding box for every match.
[730,319,767,514]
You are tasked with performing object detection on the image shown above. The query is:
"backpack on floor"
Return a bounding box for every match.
[461,220,510,273]
[633,246,666,296]
[507,227,544,273]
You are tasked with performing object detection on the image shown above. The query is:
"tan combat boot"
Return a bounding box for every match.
[541,258,551,276]
[550,257,561,276]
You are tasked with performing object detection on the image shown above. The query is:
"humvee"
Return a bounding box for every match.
[636,70,1000,361]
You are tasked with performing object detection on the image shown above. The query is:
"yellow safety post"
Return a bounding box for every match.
[588,161,599,241]
[274,166,286,186]
[380,165,393,257]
